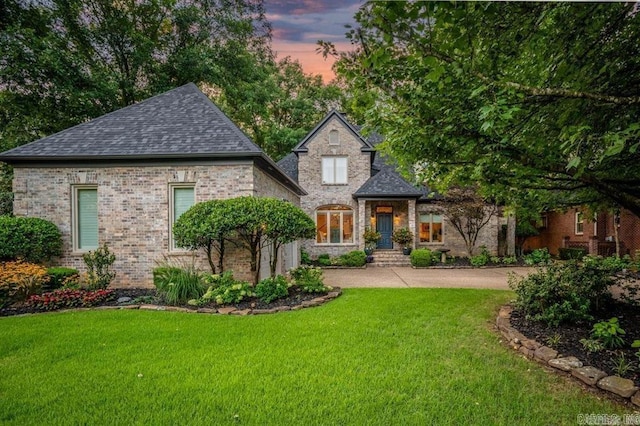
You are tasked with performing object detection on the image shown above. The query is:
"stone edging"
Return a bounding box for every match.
[497,305,640,407]
[91,289,343,316]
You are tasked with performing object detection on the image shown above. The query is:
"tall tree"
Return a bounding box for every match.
[322,2,640,217]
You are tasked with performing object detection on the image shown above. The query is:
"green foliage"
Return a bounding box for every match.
[545,333,562,348]
[599,255,632,272]
[509,260,618,326]
[363,227,382,247]
[612,354,633,377]
[290,265,331,294]
[153,265,204,305]
[410,249,433,267]
[46,267,79,291]
[317,253,331,267]
[82,244,116,290]
[338,251,366,267]
[329,2,640,216]
[558,248,587,260]
[590,318,626,349]
[523,248,552,266]
[197,272,254,305]
[300,250,311,265]
[502,256,517,265]
[632,340,640,362]
[470,246,490,267]
[391,227,413,247]
[255,275,290,304]
[579,338,604,354]
[0,216,62,263]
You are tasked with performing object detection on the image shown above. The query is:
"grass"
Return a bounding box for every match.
[0,289,633,425]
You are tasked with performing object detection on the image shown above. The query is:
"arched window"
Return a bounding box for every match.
[329,129,339,145]
[316,205,353,244]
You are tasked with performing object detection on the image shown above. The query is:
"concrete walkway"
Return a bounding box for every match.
[322,266,533,290]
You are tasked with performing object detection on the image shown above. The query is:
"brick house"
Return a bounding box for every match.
[0,83,306,287]
[524,208,640,258]
[277,111,508,262]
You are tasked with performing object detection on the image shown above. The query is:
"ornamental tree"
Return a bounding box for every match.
[323,2,640,217]
[173,200,232,274]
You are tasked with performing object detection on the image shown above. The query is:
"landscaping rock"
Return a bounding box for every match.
[631,391,640,407]
[140,304,165,311]
[117,297,132,304]
[518,346,533,358]
[327,291,341,299]
[533,346,558,362]
[548,357,583,372]
[231,309,251,316]
[291,305,304,311]
[597,376,639,398]
[251,308,276,315]
[498,305,513,318]
[217,307,237,315]
[572,366,607,386]
[197,308,216,314]
[311,297,326,304]
[120,304,140,310]
[275,306,291,312]
[521,338,540,350]
[301,300,320,307]
[496,317,510,332]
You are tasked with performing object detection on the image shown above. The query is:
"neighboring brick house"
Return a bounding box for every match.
[277,111,507,260]
[0,83,306,287]
[524,208,640,258]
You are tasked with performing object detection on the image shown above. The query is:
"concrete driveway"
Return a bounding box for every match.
[322,266,533,290]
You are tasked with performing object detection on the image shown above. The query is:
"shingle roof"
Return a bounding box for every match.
[0,83,263,161]
[353,165,424,199]
[276,152,298,182]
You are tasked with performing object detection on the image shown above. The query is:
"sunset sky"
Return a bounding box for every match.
[265,0,363,83]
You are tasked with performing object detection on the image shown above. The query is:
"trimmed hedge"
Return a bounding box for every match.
[339,251,367,267]
[46,267,79,291]
[0,216,62,263]
[410,249,433,267]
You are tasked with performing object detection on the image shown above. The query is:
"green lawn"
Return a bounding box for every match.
[0,289,632,425]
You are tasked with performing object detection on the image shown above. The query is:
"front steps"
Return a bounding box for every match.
[368,250,411,267]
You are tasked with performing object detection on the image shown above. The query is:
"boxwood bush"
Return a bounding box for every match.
[339,250,367,267]
[410,249,433,267]
[0,216,62,263]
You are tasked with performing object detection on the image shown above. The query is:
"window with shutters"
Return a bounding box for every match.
[170,184,195,250]
[73,186,98,251]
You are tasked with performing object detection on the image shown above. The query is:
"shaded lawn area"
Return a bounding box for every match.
[0,289,632,425]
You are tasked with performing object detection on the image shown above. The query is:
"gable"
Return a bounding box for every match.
[293,110,374,153]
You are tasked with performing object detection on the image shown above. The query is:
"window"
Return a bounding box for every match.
[322,157,347,184]
[419,213,443,243]
[316,205,353,244]
[73,186,98,251]
[329,129,339,145]
[170,184,195,249]
[575,211,584,235]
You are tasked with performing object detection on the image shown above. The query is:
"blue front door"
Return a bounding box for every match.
[376,213,393,249]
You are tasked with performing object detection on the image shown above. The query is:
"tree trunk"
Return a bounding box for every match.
[613,215,620,257]
[270,241,279,278]
[217,238,225,273]
[205,243,216,274]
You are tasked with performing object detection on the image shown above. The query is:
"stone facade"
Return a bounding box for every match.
[297,116,371,257]
[12,161,300,287]
[295,114,502,259]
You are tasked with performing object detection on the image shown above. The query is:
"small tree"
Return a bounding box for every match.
[173,200,231,274]
[437,187,497,257]
[262,198,315,277]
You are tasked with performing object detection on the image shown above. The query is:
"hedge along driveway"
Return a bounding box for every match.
[322,266,531,289]
[0,289,632,425]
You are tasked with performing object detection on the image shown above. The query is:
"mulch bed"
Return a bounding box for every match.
[509,301,640,383]
[0,286,330,317]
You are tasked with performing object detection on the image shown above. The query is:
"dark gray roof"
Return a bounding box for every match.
[353,166,424,199]
[0,83,263,161]
[276,152,298,182]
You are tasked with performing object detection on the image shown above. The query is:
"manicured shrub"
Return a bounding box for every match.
[523,248,551,265]
[290,265,331,293]
[153,264,205,305]
[410,249,433,267]
[83,244,116,290]
[338,250,366,267]
[0,216,62,263]
[502,256,517,265]
[509,259,618,326]
[255,275,290,303]
[558,247,587,260]
[0,261,49,307]
[46,267,79,291]
[317,253,332,267]
[195,271,254,305]
[25,288,114,311]
[300,249,312,265]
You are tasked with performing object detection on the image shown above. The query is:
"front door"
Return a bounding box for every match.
[376,213,393,249]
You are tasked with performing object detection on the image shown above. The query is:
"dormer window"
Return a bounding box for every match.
[329,129,339,145]
[322,157,347,184]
